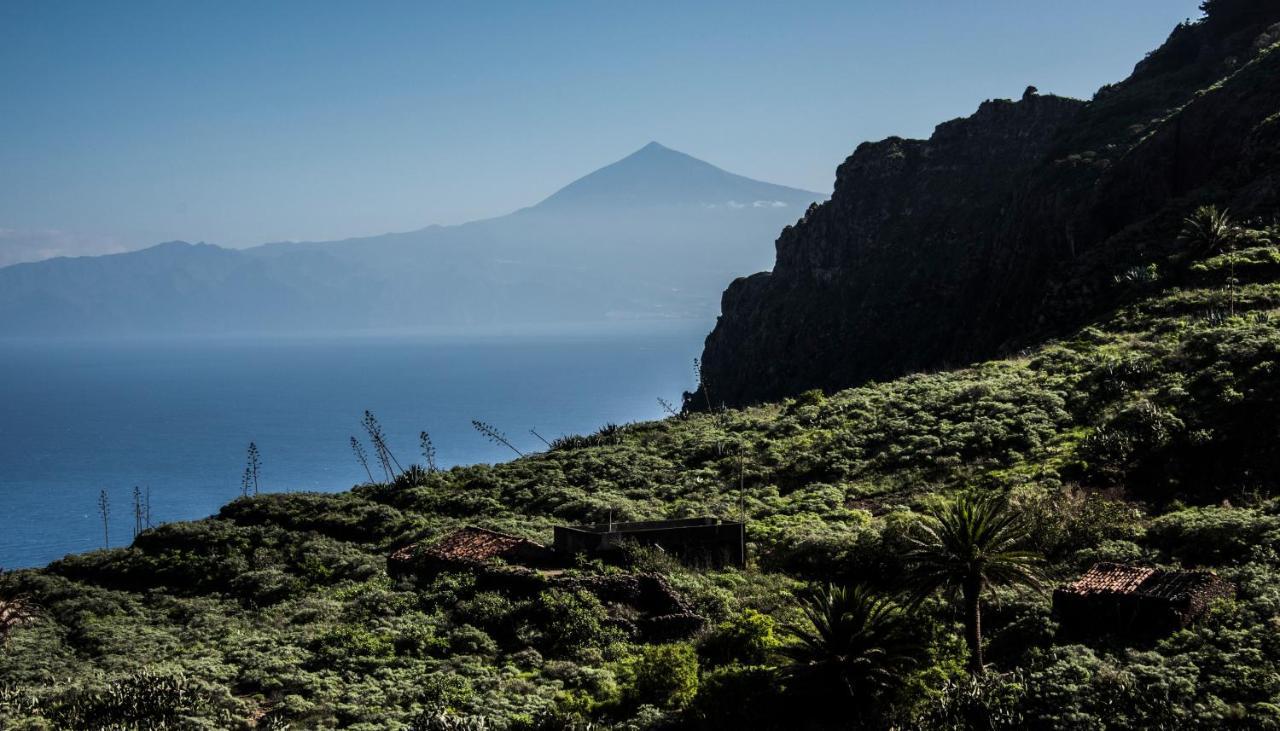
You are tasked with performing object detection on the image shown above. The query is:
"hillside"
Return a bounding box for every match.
[693,1,1280,408]
[1,207,1279,727]
[0,143,819,337]
[4,5,1280,730]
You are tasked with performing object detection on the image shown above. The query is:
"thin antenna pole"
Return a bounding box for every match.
[738,449,745,519]
[738,448,747,566]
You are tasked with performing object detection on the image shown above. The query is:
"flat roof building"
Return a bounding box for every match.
[554,517,745,567]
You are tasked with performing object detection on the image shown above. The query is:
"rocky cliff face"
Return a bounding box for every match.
[693,3,1280,409]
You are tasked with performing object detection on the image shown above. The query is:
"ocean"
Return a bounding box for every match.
[0,324,708,568]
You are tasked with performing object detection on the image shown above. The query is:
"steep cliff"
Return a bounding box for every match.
[693,2,1280,409]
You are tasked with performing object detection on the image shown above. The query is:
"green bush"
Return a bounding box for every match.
[528,589,619,656]
[618,643,699,710]
[697,608,779,667]
[447,624,499,657]
[1146,507,1280,565]
[309,625,395,671]
[686,664,782,729]
[0,668,236,730]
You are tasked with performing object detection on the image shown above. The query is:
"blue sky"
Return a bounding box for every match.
[0,1,1204,253]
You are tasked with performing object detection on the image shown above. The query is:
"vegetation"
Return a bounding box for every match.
[1181,205,1243,315]
[242,442,262,498]
[778,584,917,720]
[1,213,1279,727]
[906,493,1044,675]
[96,489,110,550]
[0,592,36,647]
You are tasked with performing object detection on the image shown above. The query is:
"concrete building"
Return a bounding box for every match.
[553,517,745,567]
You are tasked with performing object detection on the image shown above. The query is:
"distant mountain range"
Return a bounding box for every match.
[0,142,821,336]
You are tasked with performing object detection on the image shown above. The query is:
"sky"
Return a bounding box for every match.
[0,0,1205,260]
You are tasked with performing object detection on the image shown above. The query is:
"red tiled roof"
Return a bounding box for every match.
[421,526,542,562]
[1138,570,1225,601]
[1061,563,1156,596]
[1059,562,1227,600]
[388,543,416,563]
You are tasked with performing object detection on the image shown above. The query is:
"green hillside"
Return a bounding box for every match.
[5,3,1280,726]
[2,211,1280,729]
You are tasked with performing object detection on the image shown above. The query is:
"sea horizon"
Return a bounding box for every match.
[0,322,710,568]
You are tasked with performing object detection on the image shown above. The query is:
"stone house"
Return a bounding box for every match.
[1053,562,1234,640]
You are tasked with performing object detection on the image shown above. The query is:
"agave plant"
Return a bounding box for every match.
[906,491,1045,675]
[394,464,431,488]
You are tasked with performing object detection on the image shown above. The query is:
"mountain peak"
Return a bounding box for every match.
[630,140,677,157]
[532,142,820,211]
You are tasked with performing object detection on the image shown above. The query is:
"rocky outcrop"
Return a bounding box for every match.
[693,5,1280,409]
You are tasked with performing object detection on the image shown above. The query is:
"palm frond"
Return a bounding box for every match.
[905,491,1046,598]
[780,584,919,699]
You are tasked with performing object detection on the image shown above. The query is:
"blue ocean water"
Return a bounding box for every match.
[0,325,708,568]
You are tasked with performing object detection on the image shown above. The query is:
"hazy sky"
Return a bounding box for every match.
[0,1,1204,255]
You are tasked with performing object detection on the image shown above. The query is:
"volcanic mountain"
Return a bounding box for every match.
[0,143,821,336]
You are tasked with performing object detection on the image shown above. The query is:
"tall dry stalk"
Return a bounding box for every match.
[419,431,439,473]
[351,436,375,483]
[97,489,110,549]
[362,411,403,479]
[472,420,523,457]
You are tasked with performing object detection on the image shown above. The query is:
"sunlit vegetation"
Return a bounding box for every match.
[2,216,1280,728]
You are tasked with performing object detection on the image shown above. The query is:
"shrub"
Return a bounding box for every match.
[529,589,617,656]
[309,625,395,671]
[697,608,779,667]
[1015,487,1143,558]
[0,668,234,729]
[551,423,628,451]
[454,592,516,634]
[913,670,1028,731]
[618,643,699,710]
[447,624,499,656]
[1081,400,1184,482]
[686,665,782,729]
[1146,506,1280,565]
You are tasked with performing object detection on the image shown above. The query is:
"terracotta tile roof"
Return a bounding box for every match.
[1060,563,1158,596]
[421,526,542,563]
[388,543,417,563]
[1138,570,1223,601]
[1059,562,1226,600]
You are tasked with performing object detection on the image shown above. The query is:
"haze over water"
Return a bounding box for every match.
[0,325,706,568]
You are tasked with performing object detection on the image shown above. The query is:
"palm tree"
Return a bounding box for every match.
[1179,204,1237,254]
[779,584,918,706]
[906,492,1044,675]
